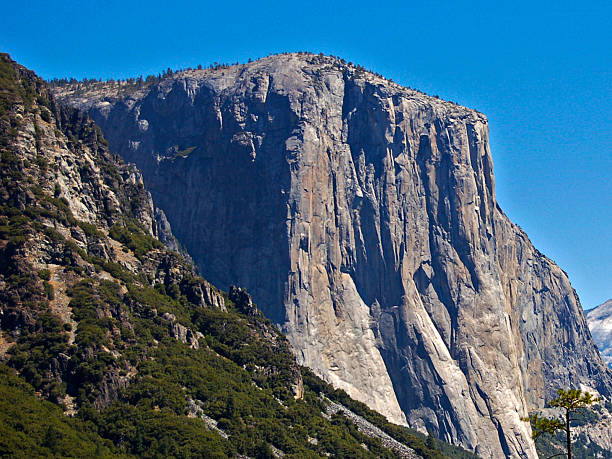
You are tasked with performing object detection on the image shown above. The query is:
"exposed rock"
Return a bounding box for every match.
[186,397,229,439]
[145,252,226,310]
[324,396,419,458]
[2,53,465,458]
[229,285,257,316]
[200,281,226,310]
[587,299,612,367]
[94,368,131,409]
[573,403,612,452]
[163,312,202,349]
[55,52,612,458]
[155,207,194,264]
[269,444,285,458]
[155,207,180,252]
[291,367,304,400]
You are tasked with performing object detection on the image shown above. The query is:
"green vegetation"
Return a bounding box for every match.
[4,266,422,457]
[302,369,478,459]
[524,389,605,459]
[0,53,36,117]
[533,428,612,459]
[109,219,162,260]
[0,364,117,458]
[38,269,51,281]
[78,220,104,238]
[43,280,55,299]
[46,52,462,108]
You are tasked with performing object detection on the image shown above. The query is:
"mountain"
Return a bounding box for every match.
[53,52,612,458]
[0,53,483,458]
[587,299,612,367]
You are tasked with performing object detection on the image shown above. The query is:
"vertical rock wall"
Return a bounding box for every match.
[55,53,611,458]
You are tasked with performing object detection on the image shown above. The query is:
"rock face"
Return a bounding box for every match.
[587,300,612,367]
[55,53,612,458]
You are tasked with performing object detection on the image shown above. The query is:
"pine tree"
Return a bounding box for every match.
[523,389,599,459]
[425,429,437,451]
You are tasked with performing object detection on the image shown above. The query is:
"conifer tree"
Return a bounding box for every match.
[523,389,599,459]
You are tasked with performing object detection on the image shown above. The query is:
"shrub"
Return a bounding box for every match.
[38,269,51,281]
[43,281,54,300]
[109,220,162,260]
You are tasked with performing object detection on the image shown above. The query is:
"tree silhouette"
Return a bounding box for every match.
[523,389,600,459]
[425,429,437,451]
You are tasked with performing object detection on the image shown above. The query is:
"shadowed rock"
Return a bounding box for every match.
[55,53,612,458]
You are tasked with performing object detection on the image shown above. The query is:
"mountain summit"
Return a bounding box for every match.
[54,52,612,458]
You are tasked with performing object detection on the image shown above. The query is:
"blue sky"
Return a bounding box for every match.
[3,0,610,308]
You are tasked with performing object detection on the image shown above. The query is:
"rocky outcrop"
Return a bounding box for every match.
[162,312,203,349]
[186,397,229,439]
[324,397,419,458]
[587,299,612,367]
[55,53,612,458]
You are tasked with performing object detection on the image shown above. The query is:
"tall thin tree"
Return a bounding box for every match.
[523,389,599,459]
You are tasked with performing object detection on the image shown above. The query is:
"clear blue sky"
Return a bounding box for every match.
[3,0,610,308]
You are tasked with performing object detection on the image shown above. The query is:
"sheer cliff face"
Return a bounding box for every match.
[55,54,611,458]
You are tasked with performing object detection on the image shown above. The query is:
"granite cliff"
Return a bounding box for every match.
[587,299,612,368]
[54,53,612,458]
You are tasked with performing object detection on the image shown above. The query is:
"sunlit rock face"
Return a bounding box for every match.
[587,300,612,368]
[55,53,611,458]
